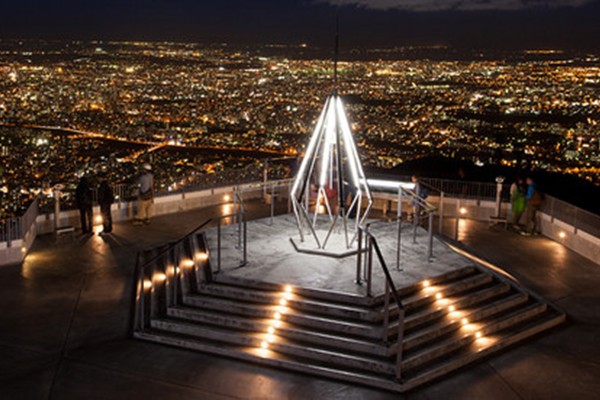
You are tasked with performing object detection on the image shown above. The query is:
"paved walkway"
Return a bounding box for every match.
[1,204,599,400]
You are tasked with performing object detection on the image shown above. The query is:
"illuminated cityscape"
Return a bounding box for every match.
[1,40,599,218]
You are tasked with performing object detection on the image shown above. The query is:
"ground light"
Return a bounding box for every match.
[257,285,295,356]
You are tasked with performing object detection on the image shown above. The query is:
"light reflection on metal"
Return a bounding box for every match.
[290,92,373,249]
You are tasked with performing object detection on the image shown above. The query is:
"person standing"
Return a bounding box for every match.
[522,177,543,235]
[75,176,93,234]
[97,173,113,235]
[510,177,527,230]
[133,164,154,225]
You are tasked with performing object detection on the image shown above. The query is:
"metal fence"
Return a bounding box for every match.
[541,194,600,238]
[420,177,510,202]
[38,164,266,213]
[0,197,38,246]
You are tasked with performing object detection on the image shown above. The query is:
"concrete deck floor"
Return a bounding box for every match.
[1,201,600,400]
[205,214,473,297]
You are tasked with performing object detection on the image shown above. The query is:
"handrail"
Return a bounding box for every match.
[358,224,406,382]
[134,204,247,332]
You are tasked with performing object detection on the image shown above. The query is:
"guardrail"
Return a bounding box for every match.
[134,201,247,332]
[0,197,38,247]
[540,194,600,238]
[357,224,405,381]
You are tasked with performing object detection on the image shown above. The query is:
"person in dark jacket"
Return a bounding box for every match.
[75,176,93,233]
[97,174,113,235]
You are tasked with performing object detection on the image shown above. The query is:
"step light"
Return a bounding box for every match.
[183,259,195,267]
[261,341,268,349]
[279,299,287,306]
[143,280,152,290]
[448,305,455,312]
[196,253,208,261]
[274,312,281,320]
[154,273,166,282]
[284,285,293,293]
[435,293,442,300]
[461,318,469,325]
[423,280,430,288]
[268,327,275,334]
[476,332,482,339]
[559,232,566,239]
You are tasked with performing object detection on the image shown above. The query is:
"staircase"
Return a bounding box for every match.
[132,231,565,393]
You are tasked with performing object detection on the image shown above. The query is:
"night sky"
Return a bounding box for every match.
[1,0,600,50]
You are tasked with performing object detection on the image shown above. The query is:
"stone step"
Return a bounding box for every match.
[167,306,389,356]
[182,294,383,339]
[402,301,548,372]
[195,282,376,322]
[402,282,512,331]
[134,330,403,392]
[399,291,529,353]
[401,309,566,391]
[151,318,395,374]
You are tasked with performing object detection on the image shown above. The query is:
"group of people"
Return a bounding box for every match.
[74,163,155,235]
[75,173,114,235]
[510,176,543,235]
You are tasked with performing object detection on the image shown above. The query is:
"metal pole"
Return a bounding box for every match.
[439,192,444,234]
[455,200,460,241]
[263,158,269,198]
[217,219,222,273]
[383,279,391,342]
[396,187,403,271]
[355,227,363,284]
[270,182,275,226]
[366,235,373,297]
[428,213,434,262]
[243,215,247,266]
[412,201,418,244]
[395,308,405,381]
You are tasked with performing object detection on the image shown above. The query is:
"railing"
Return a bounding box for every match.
[0,197,38,246]
[368,180,438,268]
[421,177,510,203]
[356,224,405,381]
[134,200,247,332]
[540,194,600,238]
[234,178,295,226]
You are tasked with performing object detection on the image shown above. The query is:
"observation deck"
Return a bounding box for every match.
[1,188,598,398]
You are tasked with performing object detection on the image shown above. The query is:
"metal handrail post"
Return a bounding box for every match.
[243,214,247,266]
[173,245,179,305]
[139,264,145,330]
[366,235,373,297]
[439,192,445,234]
[455,200,460,241]
[355,227,363,284]
[412,202,418,244]
[217,219,222,273]
[428,213,434,262]
[270,182,275,226]
[396,187,403,271]
[395,308,405,381]
[382,279,391,342]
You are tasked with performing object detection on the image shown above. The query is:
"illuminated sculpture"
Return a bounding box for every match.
[290,89,373,250]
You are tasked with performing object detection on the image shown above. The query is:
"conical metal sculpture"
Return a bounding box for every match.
[290,26,372,250]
